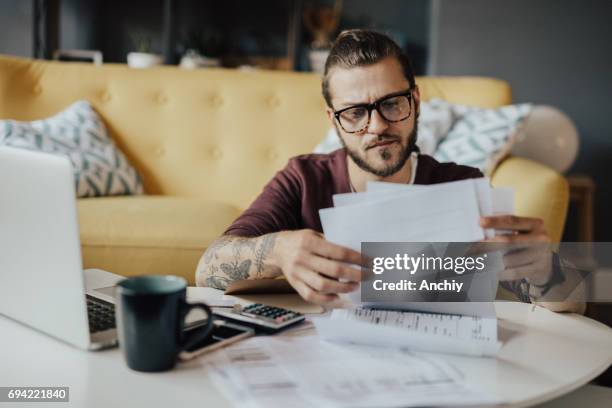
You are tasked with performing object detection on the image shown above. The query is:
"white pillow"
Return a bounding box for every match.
[434,103,532,174]
[0,100,143,197]
[417,98,455,155]
[313,127,342,154]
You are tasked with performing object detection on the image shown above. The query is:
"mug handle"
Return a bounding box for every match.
[180,302,215,352]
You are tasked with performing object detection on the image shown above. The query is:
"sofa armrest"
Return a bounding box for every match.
[491,157,569,243]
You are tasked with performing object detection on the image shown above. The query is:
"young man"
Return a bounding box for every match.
[195,30,561,307]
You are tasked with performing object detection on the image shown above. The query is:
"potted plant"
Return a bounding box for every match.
[127,31,163,69]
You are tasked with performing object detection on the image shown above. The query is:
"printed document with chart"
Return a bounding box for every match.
[316,178,513,357]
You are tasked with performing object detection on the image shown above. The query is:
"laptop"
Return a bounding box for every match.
[0,146,124,350]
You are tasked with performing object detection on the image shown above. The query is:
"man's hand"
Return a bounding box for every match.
[480,215,552,285]
[272,229,363,305]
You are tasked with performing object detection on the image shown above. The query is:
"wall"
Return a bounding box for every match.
[337,0,430,73]
[0,0,33,57]
[59,0,99,51]
[1,0,430,69]
[340,0,429,48]
[430,0,612,241]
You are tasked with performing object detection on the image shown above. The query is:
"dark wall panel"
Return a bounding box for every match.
[0,0,33,57]
[431,0,612,241]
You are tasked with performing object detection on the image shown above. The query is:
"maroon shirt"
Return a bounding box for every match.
[225,149,483,237]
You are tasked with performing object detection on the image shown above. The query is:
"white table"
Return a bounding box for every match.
[533,385,612,408]
[1,301,611,408]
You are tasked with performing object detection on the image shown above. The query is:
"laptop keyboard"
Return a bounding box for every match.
[86,295,116,333]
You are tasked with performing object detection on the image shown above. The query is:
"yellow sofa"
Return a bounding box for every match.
[0,55,569,285]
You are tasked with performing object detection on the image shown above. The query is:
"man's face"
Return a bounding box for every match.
[326,57,420,177]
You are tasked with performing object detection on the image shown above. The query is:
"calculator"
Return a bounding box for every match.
[213,303,305,333]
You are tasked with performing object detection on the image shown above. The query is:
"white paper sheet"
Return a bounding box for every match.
[364,178,515,238]
[314,308,501,357]
[187,287,236,307]
[472,178,495,238]
[362,301,498,318]
[491,187,515,215]
[204,336,502,408]
[323,178,509,310]
[318,178,509,357]
[320,181,485,250]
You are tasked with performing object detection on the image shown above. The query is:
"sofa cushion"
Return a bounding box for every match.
[0,100,143,197]
[77,196,241,284]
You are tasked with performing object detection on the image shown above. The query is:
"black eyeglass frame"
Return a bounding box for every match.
[333,89,414,134]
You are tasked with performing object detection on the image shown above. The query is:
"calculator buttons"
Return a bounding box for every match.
[214,303,305,333]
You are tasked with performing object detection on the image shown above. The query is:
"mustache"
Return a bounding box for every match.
[366,134,401,150]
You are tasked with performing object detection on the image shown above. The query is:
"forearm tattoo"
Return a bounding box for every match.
[199,233,279,289]
[254,233,278,277]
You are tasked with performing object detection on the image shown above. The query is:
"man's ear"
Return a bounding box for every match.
[412,85,421,117]
[326,107,336,126]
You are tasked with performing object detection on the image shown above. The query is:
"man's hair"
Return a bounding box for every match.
[322,29,417,108]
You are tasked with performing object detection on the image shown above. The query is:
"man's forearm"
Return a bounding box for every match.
[195,233,282,290]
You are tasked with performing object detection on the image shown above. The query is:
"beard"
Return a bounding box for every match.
[337,121,419,178]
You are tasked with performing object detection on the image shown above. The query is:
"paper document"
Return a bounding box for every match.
[314,308,501,357]
[205,335,502,408]
[365,178,514,239]
[320,180,485,250]
[316,178,509,357]
[224,279,296,295]
[491,187,515,215]
[321,178,516,251]
[383,300,498,318]
[332,308,496,341]
[187,287,235,307]
[321,178,509,305]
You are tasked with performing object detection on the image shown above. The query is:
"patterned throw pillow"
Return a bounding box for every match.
[0,101,143,197]
[434,104,532,174]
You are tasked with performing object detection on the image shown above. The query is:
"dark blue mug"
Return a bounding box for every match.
[116,275,214,372]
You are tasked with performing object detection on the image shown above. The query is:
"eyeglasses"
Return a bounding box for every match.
[333,89,413,134]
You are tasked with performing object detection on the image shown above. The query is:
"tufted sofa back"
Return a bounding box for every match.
[0,55,511,209]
